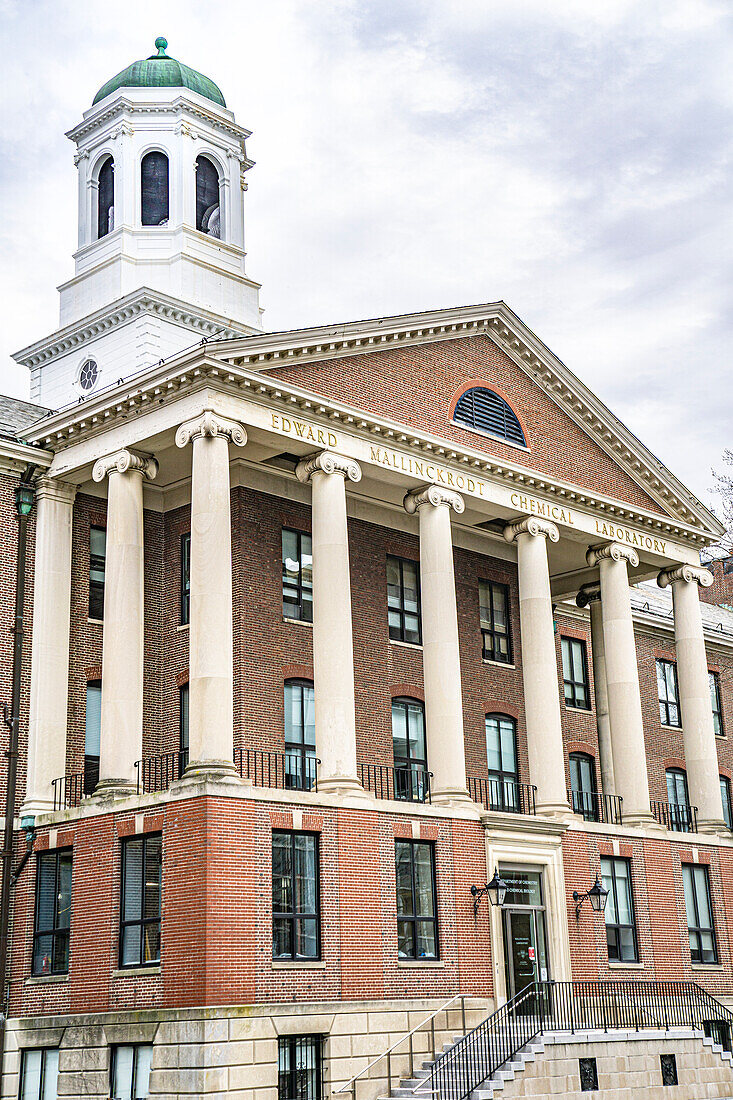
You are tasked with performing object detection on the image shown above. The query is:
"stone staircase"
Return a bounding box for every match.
[381,1027,733,1100]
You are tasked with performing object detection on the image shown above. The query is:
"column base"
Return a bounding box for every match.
[622,811,662,831]
[19,800,56,820]
[433,786,475,807]
[535,799,573,821]
[697,817,730,837]
[170,759,244,793]
[316,774,372,802]
[92,778,138,800]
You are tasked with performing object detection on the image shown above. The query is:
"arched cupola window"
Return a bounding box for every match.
[195,155,221,238]
[97,156,114,239]
[453,387,526,447]
[141,151,169,227]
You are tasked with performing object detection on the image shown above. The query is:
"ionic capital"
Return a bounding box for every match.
[403,485,465,515]
[586,542,639,568]
[175,410,247,449]
[576,582,601,609]
[295,451,362,484]
[658,564,714,590]
[503,516,559,544]
[92,450,158,483]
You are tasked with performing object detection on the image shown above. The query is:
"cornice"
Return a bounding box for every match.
[12,288,253,370]
[66,93,251,146]
[0,438,53,476]
[19,348,720,550]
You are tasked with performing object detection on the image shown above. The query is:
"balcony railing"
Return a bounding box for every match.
[568,788,624,825]
[651,799,698,833]
[467,776,537,816]
[135,749,188,794]
[51,771,85,812]
[235,748,319,792]
[358,763,432,803]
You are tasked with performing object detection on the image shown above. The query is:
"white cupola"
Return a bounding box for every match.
[14,38,263,409]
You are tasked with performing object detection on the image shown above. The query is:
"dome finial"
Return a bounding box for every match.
[154,36,168,57]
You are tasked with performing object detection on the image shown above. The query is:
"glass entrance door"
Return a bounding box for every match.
[500,867,549,1006]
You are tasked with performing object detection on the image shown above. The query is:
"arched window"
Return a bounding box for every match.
[284,679,316,790]
[141,151,169,227]
[195,155,221,238]
[569,752,598,821]
[97,156,114,239]
[453,387,526,447]
[391,697,428,802]
[485,714,518,812]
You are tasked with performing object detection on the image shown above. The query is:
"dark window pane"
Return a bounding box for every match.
[141,151,169,226]
[98,156,115,239]
[195,155,221,236]
[394,841,437,960]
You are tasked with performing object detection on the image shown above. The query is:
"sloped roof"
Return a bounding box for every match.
[0,395,49,439]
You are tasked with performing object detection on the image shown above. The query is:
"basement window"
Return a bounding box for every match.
[579,1058,598,1092]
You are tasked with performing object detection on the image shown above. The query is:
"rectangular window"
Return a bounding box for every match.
[19,1048,59,1100]
[657,659,680,726]
[84,680,101,796]
[282,528,313,622]
[682,863,717,964]
[278,1036,322,1100]
[601,857,638,962]
[395,840,438,960]
[110,1044,152,1100]
[179,683,189,757]
[721,776,732,830]
[272,831,320,960]
[479,580,512,663]
[387,556,421,644]
[89,525,106,620]
[710,672,724,736]
[33,850,72,976]
[180,532,190,625]
[120,834,162,968]
[562,637,591,710]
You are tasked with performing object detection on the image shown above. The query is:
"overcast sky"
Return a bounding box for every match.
[1,0,731,512]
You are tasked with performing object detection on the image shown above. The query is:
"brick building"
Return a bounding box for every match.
[2,38,733,1100]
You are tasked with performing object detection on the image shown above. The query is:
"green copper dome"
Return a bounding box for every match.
[93,38,226,107]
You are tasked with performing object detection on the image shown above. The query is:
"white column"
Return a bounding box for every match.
[296,451,363,793]
[23,478,76,816]
[175,411,246,776]
[504,517,568,815]
[658,564,724,833]
[587,543,652,825]
[92,450,158,794]
[404,486,470,803]
[577,583,615,797]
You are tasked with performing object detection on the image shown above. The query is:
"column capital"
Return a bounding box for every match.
[33,476,77,505]
[586,542,639,568]
[503,516,559,544]
[658,564,714,589]
[175,409,247,449]
[576,582,601,608]
[92,449,158,483]
[404,485,464,515]
[295,451,362,484]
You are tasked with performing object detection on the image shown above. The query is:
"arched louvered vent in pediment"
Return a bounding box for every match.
[453,387,526,447]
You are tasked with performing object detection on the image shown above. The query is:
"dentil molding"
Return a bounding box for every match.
[403,485,464,514]
[175,410,247,449]
[92,449,158,482]
[504,516,560,543]
[295,451,362,484]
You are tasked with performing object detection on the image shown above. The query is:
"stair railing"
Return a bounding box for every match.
[335,993,467,1100]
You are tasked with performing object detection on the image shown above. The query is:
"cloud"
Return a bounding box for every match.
[0,0,730,511]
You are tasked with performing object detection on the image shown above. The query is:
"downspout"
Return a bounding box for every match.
[0,466,36,1090]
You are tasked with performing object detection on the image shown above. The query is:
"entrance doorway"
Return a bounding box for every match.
[500,867,549,1002]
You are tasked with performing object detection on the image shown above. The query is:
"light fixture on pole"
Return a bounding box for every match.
[471,867,508,915]
[572,874,609,920]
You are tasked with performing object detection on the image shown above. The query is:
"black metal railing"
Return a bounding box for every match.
[358,764,432,803]
[412,981,733,1100]
[135,750,188,794]
[651,800,698,833]
[568,789,624,825]
[235,748,319,792]
[467,776,537,816]
[51,772,85,812]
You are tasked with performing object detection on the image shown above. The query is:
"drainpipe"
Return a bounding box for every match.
[0,468,36,1090]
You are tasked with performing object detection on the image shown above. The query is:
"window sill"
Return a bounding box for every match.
[691,962,723,971]
[26,974,68,985]
[283,617,313,628]
[397,959,444,968]
[661,723,682,731]
[112,965,161,978]
[87,617,103,626]
[272,960,326,969]
[176,623,189,632]
[608,960,643,969]
[390,639,423,651]
[564,704,593,713]
[482,659,516,670]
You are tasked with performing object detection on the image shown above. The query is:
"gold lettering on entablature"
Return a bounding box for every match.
[369,446,487,496]
[594,519,666,556]
[270,412,338,449]
[509,491,575,527]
